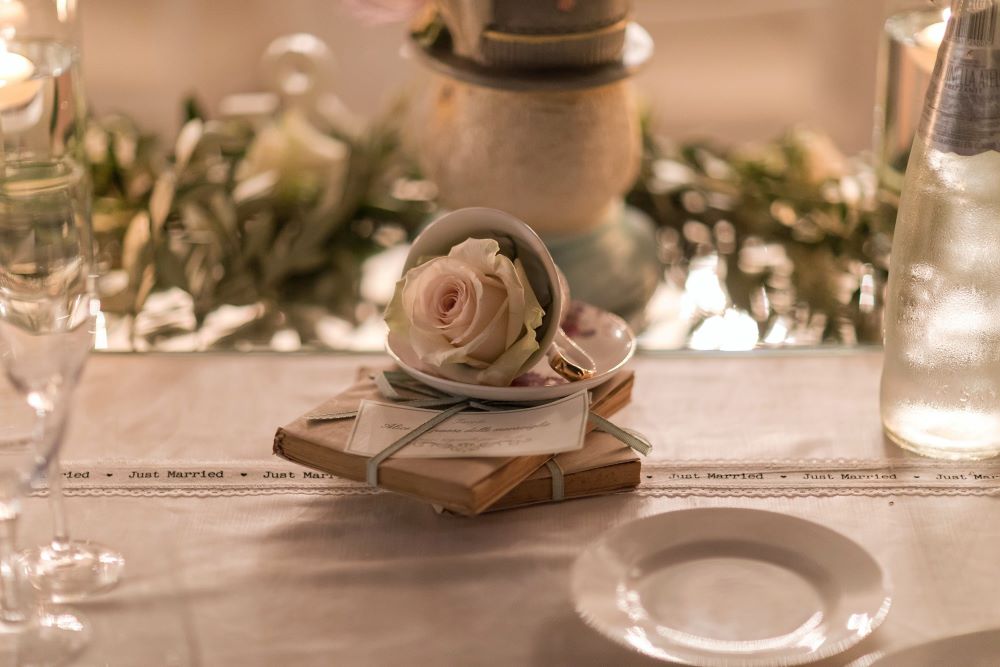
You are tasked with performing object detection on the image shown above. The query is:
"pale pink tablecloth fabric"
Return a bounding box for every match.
[9,350,996,666]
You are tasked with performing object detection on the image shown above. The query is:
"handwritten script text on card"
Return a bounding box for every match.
[346,391,590,459]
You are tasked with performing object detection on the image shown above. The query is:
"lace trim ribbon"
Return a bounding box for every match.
[36,458,1000,498]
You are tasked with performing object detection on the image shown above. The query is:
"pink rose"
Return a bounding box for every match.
[385,238,545,386]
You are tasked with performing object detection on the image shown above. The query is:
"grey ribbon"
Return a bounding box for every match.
[589,413,654,456]
[545,459,565,501]
[365,402,467,487]
[308,371,651,488]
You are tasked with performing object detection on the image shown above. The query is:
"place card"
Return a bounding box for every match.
[345,391,590,459]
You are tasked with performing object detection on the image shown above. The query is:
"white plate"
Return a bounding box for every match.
[572,508,892,667]
[848,629,1000,667]
[387,301,635,402]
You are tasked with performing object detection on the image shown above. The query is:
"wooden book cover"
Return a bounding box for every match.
[487,431,640,512]
[274,369,634,515]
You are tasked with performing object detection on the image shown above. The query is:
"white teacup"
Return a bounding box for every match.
[401,207,594,383]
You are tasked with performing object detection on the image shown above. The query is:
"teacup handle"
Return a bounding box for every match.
[548,329,597,382]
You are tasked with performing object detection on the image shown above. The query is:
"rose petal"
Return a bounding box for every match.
[489,255,527,348]
[449,274,506,346]
[439,283,477,339]
[474,322,542,386]
[431,279,464,325]
[446,238,508,275]
[384,277,410,335]
[427,275,470,329]
[411,322,490,369]
[514,258,545,333]
[462,296,510,364]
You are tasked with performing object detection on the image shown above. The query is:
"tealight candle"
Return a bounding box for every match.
[912,10,950,72]
[0,48,32,84]
[0,42,39,109]
[915,16,948,51]
[875,6,950,190]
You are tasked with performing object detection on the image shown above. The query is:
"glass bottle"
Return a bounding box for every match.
[881,0,1000,459]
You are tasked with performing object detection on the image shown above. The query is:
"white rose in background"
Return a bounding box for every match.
[791,127,848,185]
[385,238,545,386]
[235,109,350,203]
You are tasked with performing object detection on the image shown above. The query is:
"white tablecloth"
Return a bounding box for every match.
[9,350,998,666]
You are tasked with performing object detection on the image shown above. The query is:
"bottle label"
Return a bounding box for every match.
[920,4,1000,155]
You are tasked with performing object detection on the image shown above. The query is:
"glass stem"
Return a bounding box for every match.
[35,406,72,551]
[0,502,26,626]
[46,458,71,551]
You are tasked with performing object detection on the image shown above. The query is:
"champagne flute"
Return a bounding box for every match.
[12,167,123,604]
[0,158,89,664]
[0,1,124,601]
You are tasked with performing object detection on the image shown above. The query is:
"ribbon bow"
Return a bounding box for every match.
[309,371,652,488]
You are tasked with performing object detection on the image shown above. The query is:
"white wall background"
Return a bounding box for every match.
[79,0,903,152]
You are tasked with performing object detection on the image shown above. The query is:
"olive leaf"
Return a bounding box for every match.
[174,119,204,174]
[87,95,429,347]
[629,124,896,346]
[148,173,176,240]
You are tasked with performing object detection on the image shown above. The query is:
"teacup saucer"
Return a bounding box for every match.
[387,301,635,402]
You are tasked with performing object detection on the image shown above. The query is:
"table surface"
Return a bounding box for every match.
[7,350,999,666]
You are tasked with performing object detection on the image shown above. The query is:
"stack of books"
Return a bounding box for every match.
[274,369,640,515]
